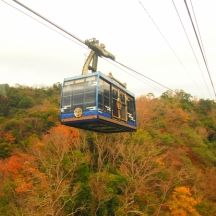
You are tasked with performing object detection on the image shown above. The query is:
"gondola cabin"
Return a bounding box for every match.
[60,38,136,133]
[60,72,136,132]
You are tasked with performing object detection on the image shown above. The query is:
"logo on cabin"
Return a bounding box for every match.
[74,107,83,118]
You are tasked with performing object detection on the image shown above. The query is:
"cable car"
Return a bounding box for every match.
[60,38,136,133]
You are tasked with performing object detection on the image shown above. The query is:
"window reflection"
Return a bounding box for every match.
[98,79,111,113]
[127,96,136,121]
[61,76,96,113]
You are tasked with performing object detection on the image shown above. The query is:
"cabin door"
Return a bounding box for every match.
[112,87,127,121]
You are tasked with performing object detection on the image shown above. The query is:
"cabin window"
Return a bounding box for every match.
[98,79,111,113]
[127,96,136,121]
[62,96,70,107]
[112,87,118,117]
[84,76,96,110]
[111,87,127,121]
[61,76,96,113]
[120,91,126,121]
[62,83,73,109]
[63,85,72,97]
[72,79,85,110]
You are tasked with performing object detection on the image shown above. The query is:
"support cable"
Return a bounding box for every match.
[138,0,186,69]
[10,0,85,45]
[2,0,172,91]
[103,58,166,93]
[113,59,171,90]
[171,0,212,97]
[189,0,206,54]
[184,0,216,99]
[188,0,215,97]
[1,0,87,49]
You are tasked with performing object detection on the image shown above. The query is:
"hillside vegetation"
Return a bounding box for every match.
[0,84,216,216]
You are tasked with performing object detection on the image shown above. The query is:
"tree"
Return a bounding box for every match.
[0,125,83,216]
[30,125,83,216]
[167,186,200,216]
[0,96,9,116]
[17,96,34,108]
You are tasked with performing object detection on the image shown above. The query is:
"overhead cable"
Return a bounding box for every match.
[188,0,215,97]
[184,0,216,99]
[10,0,85,45]
[1,0,87,49]
[137,0,186,69]
[103,58,166,93]
[171,0,212,97]
[2,0,171,91]
[113,59,171,90]
[137,0,202,95]
[189,0,206,54]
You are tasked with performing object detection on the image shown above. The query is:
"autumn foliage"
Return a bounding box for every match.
[0,85,216,215]
[167,186,200,216]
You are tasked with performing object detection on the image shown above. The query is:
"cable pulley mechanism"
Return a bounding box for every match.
[82,38,115,75]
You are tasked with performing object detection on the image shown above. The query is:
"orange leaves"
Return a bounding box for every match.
[0,153,37,195]
[136,95,157,128]
[166,108,190,125]
[50,125,79,139]
[4,132,16,143]
[45,125,80,145]
[174,186,191,196]
[1,131,16,143]
[199,168,216,201]
[42,125,80,152]
[167,186,200,216]
[136,95,190,132]
[15,182,33,193]
[0,153,34,176]
[0,155,22,175]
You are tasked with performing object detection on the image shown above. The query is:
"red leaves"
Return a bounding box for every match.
[0,155,22,175]
[50,125,80,139]
[43,125,80,152]
[0,153,35,194]
[0,125,80,195]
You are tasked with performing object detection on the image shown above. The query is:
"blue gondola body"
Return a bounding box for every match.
[60,71,136,133]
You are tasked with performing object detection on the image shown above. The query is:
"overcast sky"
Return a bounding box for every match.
[0,0,216,99]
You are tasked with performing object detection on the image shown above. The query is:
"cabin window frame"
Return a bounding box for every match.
[61,75,97,113]
[98,78,111,114]
[111,86,128,122]
[127,95,136,122]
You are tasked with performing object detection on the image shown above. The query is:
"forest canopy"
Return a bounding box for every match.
[0,84,216,215]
